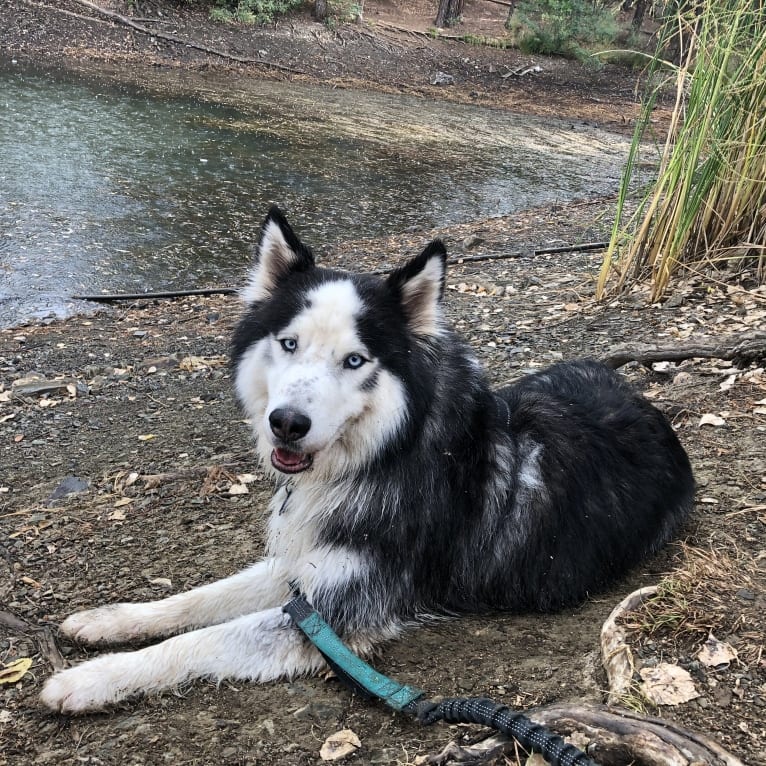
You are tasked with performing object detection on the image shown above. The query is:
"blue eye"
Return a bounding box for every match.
[279,338,298,353]
[343,353,367,370]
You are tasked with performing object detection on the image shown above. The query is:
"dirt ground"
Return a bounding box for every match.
[1,2,765,765]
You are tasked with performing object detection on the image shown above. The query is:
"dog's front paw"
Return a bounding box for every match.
[40,656,132,714]
[61,604,151,645]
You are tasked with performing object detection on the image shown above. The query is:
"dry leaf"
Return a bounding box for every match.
[179,355,227,372]
[228,483,249,495]
[138,434,155,441]
[125,472,140,487]
[149,577,172,589]
[698,634,738,668]
[320,729,361,761]
[639,663,699,705]
[236,473,258,484]
[699,413,726,427]
[108,509,127,521]
[0,658,33,685]
[114,497,133,507]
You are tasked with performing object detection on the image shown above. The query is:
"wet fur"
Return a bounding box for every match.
[41,207,694,713]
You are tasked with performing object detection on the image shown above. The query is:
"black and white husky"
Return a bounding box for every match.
[41,208,695,714]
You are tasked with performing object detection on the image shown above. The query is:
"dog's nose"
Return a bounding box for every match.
[269,408,311,442]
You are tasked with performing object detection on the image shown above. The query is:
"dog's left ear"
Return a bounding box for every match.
[386,240,447,337]
[242,206,315,303]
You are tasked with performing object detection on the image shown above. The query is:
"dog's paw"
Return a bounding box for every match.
[61,604,150,645]
[40,657,130,714]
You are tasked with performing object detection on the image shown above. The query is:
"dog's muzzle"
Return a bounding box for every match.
[268,407,314,473]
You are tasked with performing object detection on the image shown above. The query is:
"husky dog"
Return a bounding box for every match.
[41,208,694,714]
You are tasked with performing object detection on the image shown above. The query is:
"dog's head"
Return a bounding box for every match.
[232,206,447,481]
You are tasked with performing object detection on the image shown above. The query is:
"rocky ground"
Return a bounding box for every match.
[1,2,765,765]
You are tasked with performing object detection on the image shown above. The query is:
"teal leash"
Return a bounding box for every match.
[283,594,424,712]
[283,594,599,766]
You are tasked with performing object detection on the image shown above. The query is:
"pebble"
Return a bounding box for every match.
[431,71,455,86]
[292,700,343,722]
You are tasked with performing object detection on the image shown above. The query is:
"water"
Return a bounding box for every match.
[0,59,631,327]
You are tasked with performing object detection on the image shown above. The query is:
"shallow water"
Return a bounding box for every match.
[0,59,630,327]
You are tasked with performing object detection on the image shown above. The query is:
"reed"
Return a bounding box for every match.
[597,0,766,301]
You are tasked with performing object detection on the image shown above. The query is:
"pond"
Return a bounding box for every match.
[0,59,631,327]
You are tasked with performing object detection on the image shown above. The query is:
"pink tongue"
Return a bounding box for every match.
[275,448,305,466]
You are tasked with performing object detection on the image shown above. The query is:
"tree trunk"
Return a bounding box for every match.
[435,0,465,28]
[631,0,648,29]
[505,0,519,26]
[313,0,328,21]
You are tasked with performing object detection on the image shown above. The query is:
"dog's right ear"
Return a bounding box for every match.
[241,206,315,303]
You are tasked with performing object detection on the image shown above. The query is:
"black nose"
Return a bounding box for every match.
[269,408,311,442]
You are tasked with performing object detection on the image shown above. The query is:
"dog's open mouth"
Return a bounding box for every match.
[271,448,314,474]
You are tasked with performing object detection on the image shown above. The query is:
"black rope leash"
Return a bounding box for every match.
[284,594,599,766]
[410,697,595,766]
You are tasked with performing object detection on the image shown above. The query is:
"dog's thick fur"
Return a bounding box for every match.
[41,208,695,713]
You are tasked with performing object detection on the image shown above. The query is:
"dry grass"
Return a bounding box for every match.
[597,0,766,301]
[624,543,764,664]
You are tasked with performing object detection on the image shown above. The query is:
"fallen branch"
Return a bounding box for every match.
[140,461,250,490]
[372,20,470,41]
[0,611,65,671]
[59,0,307,74]
[601,332,766,368]
[22,0,116,25]
[72,287,236,303]
[71,242,609,303]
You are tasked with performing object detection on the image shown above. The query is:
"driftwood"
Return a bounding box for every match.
[601,332,766,369]
[427,581,745,765]
[600,586,658,706]
[530,703,746,766]
[424,701,745,766]
[42,0,307,74]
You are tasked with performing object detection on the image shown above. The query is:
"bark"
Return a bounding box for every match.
[435,0,465,28]
[313,0,328,21]
[631,0,648,29]
[601,332,766,369]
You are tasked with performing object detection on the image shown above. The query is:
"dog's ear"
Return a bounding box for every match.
[386,240,447,337]
[241,206,315,303]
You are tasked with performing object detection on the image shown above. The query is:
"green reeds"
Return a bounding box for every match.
[597,0,766,301]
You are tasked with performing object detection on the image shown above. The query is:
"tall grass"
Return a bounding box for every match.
[597,0,766,301]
